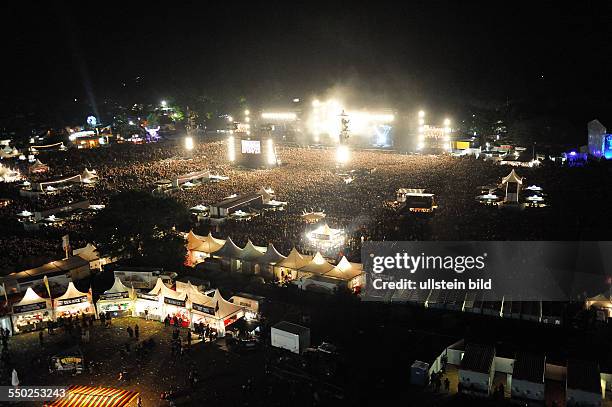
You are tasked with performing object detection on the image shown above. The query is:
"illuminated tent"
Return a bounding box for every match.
[188,288,244,334]
[45,385,140,407]
[258,187,274,203]
[298,252,334,276]
[54,282,94,316]
[11,287,53,333]
[275,248,310,282]
[13,287,50,311]
[96,277,134,317]
[187,231,225,253]
[324,256,366,290]
[501,169,523,203]
[148,278,186,302]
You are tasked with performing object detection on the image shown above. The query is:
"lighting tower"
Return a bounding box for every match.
[339,110,350,144]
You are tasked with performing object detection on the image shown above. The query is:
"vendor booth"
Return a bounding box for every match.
[274,248,310,283]
[324,256,366,293]
[147,278,190,327]
[12,287,53,333]
[53,282,94,318]
[186,231,225,266]
[96,277,134,318]
[188,288,244,336]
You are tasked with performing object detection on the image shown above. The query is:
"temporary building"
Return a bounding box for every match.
[256,243,286,279]
[214,237,244,272]
[96,277,134,318]
[298,252,334,276]
[239,240,267,274]
[323,256,366,290]
[188,288,244,335]
[501,169,523,203]
[275,248,310,282]
[148,277,189,327]
[54,282,94,317]
[186,231,225,265]
[11,287,53,333]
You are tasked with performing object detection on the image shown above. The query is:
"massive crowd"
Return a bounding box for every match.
[0,137,610,273]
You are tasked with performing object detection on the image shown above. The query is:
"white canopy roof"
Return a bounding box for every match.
[257,243,286,264]
[148,278,186,301]
[240,240,266,261]
[502,169,523,184]
[299,252,334,275]
[82,168,98,180]
[276,247,308,269]
[215,237,244,258]
[301,211,326,222]
[187,230,225,253]
[104,277,130,294]
[13,287,47,308]
[324,256,364,280]
[55,282,88,301]
[188,288,243,319]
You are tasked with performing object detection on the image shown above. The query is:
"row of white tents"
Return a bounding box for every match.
[186,231,365,291]
[10,276,243,335]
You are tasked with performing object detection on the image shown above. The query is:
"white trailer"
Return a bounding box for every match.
[271,321,310,354]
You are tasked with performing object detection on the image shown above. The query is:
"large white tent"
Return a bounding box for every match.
[54,282,94,317]
[239,240,267,274]
[148,278,189,326]
[96,277,134,317]
[188,288,244,335]
[275,248,311,282]
[298,252,335,276]
[12,287,52,333]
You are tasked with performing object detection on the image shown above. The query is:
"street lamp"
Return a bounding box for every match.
[244,109,250,116]
[161,100,167,107]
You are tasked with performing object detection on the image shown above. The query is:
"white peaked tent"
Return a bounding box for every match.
[96,277,134,317]
[11,287,53,333]
[501,169,523,203]
[186,231,226,265]
[215,237,244,272]
[258,187,274,203]
[299,252,335,276]
[324,256,366,290]
[240,240,267,274]
[148,278,189,326]
[189,288,244,335]
[257,243,286,265]
[275,248,311,282]
[54,282,93,316]
[301,210,326,223]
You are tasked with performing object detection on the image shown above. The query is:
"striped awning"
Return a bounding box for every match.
[45,386,139,407]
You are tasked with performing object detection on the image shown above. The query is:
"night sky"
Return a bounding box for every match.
[2,1,612,127]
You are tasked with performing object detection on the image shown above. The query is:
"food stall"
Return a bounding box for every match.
[11,287,53,333]
[135,278,189,325]
[188,288,244,336]
[96,277,134,318]
[53,282,94,318]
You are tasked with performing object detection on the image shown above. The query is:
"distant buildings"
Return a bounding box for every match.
[587,119,612,159]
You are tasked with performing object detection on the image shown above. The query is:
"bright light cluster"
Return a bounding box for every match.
[308,99,394,142]
[185,136,194,151]
[336,144,350,164]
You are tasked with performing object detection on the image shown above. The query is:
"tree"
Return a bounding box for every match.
[91,191,189,270]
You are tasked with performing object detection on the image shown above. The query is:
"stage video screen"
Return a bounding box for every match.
[241,140,261,154]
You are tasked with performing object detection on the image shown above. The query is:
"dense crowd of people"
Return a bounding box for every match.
[0,137,610,272]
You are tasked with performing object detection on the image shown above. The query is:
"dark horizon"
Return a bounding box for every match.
[2,1,612,133]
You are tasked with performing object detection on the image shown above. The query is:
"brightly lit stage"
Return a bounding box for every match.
[227,135,278,168]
